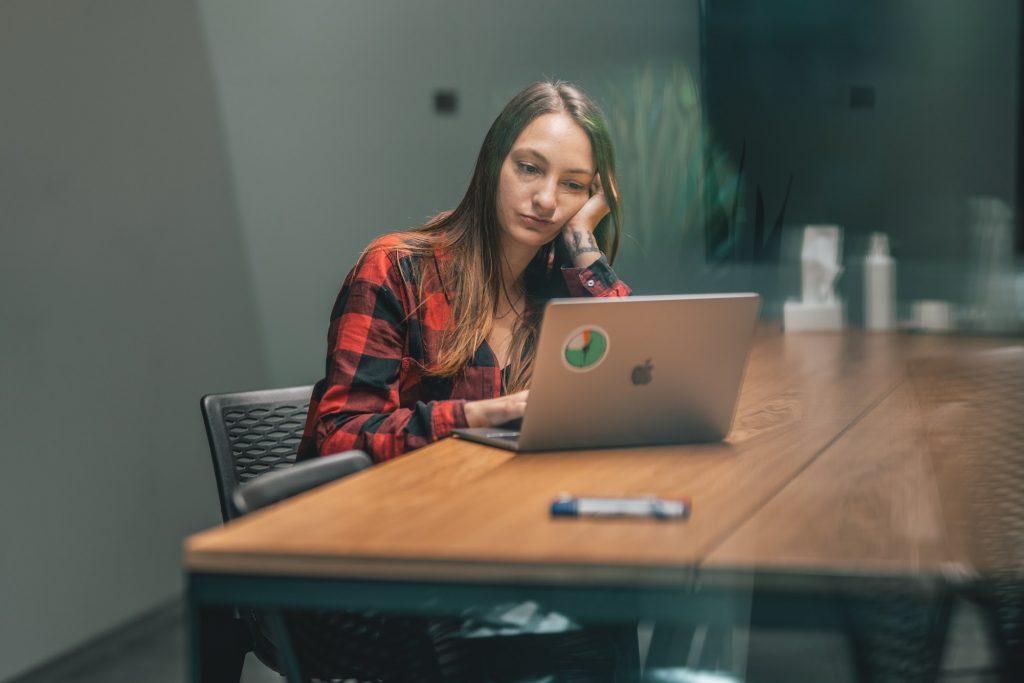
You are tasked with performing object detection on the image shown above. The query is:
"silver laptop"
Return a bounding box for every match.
[454,293,761,451]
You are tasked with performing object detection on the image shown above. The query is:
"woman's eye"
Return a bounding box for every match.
[565,181,585,192]
[518,162,540,175]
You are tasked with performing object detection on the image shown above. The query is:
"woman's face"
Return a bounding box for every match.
[495,112,595,253]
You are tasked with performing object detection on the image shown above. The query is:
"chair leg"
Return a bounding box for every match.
[197,605,251,683]
[264,609,305,683]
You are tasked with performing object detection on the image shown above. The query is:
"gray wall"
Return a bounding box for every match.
[198,0,702,387]
[0,1,266,680]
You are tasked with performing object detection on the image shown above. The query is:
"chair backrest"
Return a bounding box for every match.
[200,385,313,522]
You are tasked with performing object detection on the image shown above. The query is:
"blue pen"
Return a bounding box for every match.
[550,494,690,520]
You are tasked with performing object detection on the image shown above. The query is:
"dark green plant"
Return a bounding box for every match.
[603,64,740,275]
[705,139,794,264]
[751,172,793,262]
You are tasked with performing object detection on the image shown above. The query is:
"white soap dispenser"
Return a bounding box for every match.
[864,232,896,330]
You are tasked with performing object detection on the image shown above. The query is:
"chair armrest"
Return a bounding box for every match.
[231,450,373,516]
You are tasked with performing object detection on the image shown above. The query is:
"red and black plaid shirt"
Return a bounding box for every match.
[298,233,631,463]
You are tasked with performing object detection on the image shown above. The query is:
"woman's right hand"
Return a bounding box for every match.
[464,390,529,428]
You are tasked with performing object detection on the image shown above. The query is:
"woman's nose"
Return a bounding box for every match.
[532,181,557,215]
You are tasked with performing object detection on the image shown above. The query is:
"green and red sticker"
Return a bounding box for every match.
[563,326,609,371]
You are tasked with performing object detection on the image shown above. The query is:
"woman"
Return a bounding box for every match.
[296,80,636,682]
[298,80,630,464]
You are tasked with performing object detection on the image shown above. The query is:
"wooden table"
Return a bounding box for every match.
[184,326,1024,679]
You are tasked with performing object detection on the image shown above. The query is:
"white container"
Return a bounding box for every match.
[864,232,895,331]
[783,299,845,332]
[911,299,954,333]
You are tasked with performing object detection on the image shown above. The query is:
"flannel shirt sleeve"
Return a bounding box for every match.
[560,255,631,297]
[307,246,468,463]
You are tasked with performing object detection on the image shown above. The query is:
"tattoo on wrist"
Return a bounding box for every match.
[566,231,601,259]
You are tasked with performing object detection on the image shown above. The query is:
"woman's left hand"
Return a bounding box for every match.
[561,174,613,269]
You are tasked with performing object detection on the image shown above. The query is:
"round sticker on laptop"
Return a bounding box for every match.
[562,325,610,372]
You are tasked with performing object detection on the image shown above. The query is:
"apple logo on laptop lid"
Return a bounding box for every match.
[631,359,654,386]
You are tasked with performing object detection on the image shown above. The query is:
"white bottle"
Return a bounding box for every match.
[864,232,896,330]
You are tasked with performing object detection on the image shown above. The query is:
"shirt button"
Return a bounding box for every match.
[586,279,595,287]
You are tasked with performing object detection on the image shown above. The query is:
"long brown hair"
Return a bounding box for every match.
[381,80,621,391]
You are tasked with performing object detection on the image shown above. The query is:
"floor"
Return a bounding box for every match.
[9,598,1001,683]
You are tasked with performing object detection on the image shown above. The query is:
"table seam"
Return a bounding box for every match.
[697,376,908,566]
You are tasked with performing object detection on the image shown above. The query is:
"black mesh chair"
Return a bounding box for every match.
[200,386,454,682]
[202,385,324,522]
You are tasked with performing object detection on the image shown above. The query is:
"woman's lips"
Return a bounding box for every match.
[520,214,553,229]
